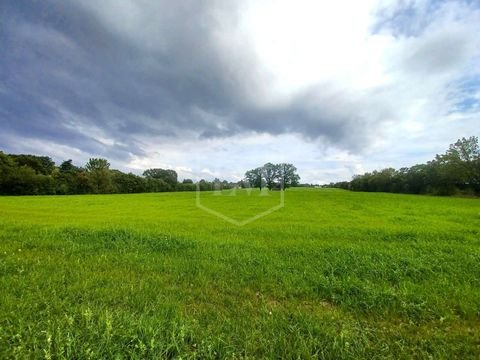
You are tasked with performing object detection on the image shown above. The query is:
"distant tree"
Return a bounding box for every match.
[174,179,194,191]
[435,136,480,193]
[54,160,84,194]
[446,136,480,163]
[338,136,480,196]
[144,177,170,192]
[277,163,300,189]
[262,163,279,190]
[10,154,55,175]
[0,152,14,194]
[0,151,13,168]
[59,159,80,173]
[111,170,146,193]
[177,179,193,191]
[0,152,56,194]
[198,179,213,191]
[244,167,264,190]
[6,166,36,195]
[3,136,478,197]
[3,166,55,195]
[85,158,110,172]
[213,178,223,193]
[244,163,300,190]
[143,168,178,189]
[72,172,92,194]
[85,158,112,194]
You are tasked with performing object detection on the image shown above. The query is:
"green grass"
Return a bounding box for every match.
[0,188,479,359]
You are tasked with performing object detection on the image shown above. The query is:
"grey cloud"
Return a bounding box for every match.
[0,0,479,164]
[403,30,474,74]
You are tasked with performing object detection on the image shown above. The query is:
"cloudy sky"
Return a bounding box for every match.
[1,0,479,183]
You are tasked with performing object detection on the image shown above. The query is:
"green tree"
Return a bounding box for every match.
[111,170,146,193]
[59,159,80,173]
[85,158,112,194]
[244,167,264,190]
[55,160,84,194]
[85,158,110,172]
[0,152,56,195]
[343,136,480,196]
[436,136,480,193]
[143,168,178,190]
[0,152,15,194]
[277,163,300,189]
[262,163,279,190]
[9,154,55,175]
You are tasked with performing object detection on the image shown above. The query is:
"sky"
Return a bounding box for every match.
[1,0,479,184]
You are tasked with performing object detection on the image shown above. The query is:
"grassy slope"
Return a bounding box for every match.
[0,189,479,359]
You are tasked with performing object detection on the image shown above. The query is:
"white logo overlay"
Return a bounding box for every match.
[195,184,284,226]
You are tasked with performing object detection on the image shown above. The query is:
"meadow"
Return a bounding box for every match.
[0,188,479,359]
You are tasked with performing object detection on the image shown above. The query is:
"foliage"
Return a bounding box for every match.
[85,158,110,172]
[277,163,301,188]
[244,163,300,190]
[143,168,178,190]
[0,153,235,195]
[9,154,56,175]
[244,167,264,190]
[331,136,480,196]
[0,152,56,195]
[85,158,113,194]
[111,170,146,193]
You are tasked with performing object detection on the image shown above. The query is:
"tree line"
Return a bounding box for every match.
[242,163,300,190]
[0,152,304,196]
[0,153,237,195]
[329,137,480,196]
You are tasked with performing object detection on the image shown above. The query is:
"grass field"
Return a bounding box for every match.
[0,188,479,359]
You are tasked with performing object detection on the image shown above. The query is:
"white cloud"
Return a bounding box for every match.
[2,0,480,184]
[83,0,480,183]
